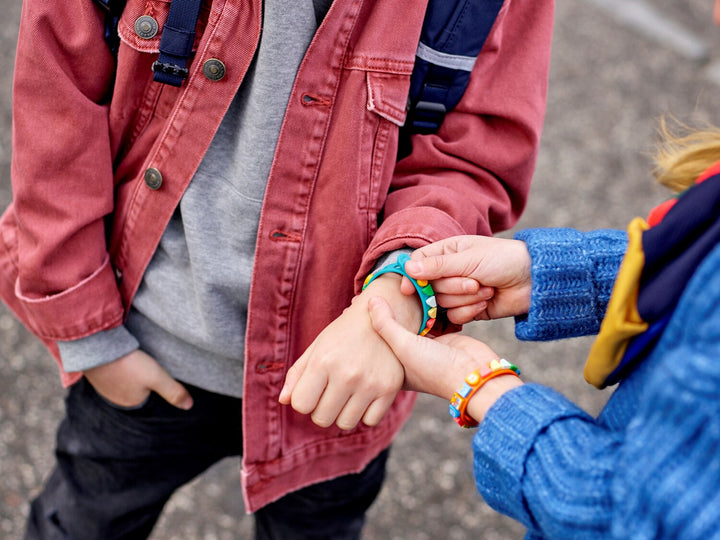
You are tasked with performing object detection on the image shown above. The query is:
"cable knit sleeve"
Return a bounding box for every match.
[513,228,627,341]
[472,244,720,539]
[473,384,621,537]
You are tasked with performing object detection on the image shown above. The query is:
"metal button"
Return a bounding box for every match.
[134,15,159,39]
[202,59,226,81]
[144,167,163,190]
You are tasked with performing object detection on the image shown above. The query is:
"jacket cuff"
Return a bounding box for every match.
[472,383,589,527]
[356,206,466,294]
[57,324,139,373]
[15,255,125,340]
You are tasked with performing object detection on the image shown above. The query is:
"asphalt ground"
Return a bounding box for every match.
[1,1,720,539]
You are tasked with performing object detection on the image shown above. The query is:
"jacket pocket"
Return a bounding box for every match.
[355,68,411,216]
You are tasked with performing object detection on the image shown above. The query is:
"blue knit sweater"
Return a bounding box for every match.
[474,228,720,539]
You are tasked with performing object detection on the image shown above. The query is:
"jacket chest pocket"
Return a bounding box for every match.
[352,68,412,214]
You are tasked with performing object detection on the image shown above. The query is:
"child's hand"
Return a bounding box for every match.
[367,296,522,423]
[400,235,532,324]
[278,274,419,431]
[84,349,194,410]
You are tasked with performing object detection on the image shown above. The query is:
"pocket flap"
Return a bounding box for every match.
[366,71,411,127]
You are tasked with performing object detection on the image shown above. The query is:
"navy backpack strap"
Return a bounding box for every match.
[407,0,506,134]
[93,0,126,56]
[151,0,204,86]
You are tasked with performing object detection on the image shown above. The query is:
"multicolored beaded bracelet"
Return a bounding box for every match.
[449,358,520,428]
[362,253,437,336]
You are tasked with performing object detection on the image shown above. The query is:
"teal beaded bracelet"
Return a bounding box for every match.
[362,253,437,336]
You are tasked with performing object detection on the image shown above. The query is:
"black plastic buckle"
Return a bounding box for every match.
[410,100,447,134]
[151,61,190,79]
[93,0,125,55]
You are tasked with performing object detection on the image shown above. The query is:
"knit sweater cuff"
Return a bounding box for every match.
[472,383,589,527]
[513,228,625,341]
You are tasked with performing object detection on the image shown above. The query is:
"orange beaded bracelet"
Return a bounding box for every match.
[448,359,520,428]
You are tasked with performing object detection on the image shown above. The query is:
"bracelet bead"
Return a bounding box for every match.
[449,358,520,428]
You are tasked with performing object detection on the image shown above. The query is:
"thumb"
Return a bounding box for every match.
[150,368,194,410]
[367,296,416,356]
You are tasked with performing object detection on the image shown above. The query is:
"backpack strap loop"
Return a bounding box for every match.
[93,0,126,55]
[151,0,204,87]
[406,0,506,134]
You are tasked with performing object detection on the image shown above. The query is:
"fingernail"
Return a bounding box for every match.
[405,261,421,274]
[463,278,478,293]
[181,396,194,410]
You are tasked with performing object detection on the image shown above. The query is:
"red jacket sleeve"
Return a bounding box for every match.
[360,0,554,280]
[9,0,124,339]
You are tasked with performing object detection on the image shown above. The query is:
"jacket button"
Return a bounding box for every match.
[134,15,159,39]
[144,168,163,190]
[202,59,226,81]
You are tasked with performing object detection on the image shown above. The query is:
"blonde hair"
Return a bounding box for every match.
[653,116,720,192]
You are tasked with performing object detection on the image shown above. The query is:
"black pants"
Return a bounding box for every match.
[26,378,389,540]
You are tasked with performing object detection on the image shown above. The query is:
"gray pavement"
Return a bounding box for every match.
[2,1,720,539]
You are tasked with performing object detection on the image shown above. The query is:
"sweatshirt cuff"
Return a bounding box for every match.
[57,325,140,373]
[513,228,603,341]
[372,248,413,272]
[472,383,590,527]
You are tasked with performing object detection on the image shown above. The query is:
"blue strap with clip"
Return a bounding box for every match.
[151,0,204,87]
[407,0,506,134]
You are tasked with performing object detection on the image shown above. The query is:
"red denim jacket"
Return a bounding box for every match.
[1,0,554,510]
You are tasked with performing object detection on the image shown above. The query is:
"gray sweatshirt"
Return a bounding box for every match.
[58,0,334,397]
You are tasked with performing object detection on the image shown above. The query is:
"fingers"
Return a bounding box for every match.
[281,346,355,428]
[445,303,490,325]
[328,393,374,430]
[282,356,389,431]
[404,253,475,282]
[295,385,391,431]
[409,235,477,259]
[362,394,397,427]
[279,295,406,431]
[399,276,416,296]
[430,277,483,296]
[279,350,311,404]
[401,275,481,296]
[85,350,194,410]
[405,235,489,280]
[148,367,194,410]
[434,288,492,308]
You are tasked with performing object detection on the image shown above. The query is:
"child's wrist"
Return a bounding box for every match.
[449,359,522,428]
[362,253,437,336]
[360,274,423,332]
[464,374,523,424]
